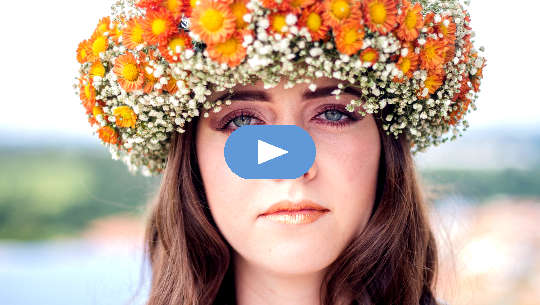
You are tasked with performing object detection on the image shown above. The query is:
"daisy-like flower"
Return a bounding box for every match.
[447,96,471,126]
[113,53,145,92]
[395,0,423,42]
[289,0,316,14]
[181,0,199,18]
[441,40,455,65]
[434,15,457,45]
[158,30,192,63]
[109,19,124,44]
[260,0,291,11]
[165,76,179,94]
[229,0,250,30]
[123,17,145,50]
[76,40,91,64]
[334,22,365,55]
[322,0,362,28]
[113,105,138,128]
[190,0,236,44]
[418,68,444,99]
[360,47,379,66]
[363,0,398,35]
[88,32,109,62]
[141,7,178,46]
[138,51,159,93]
[90,61,106,78]
[206,30,247,67]
[92,105,104,119]
[419,37,446,72]
[268,12,291,34]
[162,0,184,20]
[136,0,162,10]
[98,126,120,145]
[299,2,330,41]
[394,51,418,81]
[95,17,111,36]
[79,76,96,113]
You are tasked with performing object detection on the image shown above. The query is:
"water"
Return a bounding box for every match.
[0,239,150,305]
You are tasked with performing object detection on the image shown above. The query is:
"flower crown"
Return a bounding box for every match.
[74,0,486,176]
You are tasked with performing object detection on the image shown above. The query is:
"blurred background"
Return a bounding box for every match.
[1,0,539,304]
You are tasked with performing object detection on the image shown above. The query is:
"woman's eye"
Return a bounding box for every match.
[218,107,358,132]
[313,108,358,128]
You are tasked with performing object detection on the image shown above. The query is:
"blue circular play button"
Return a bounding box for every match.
[224,125,316,179]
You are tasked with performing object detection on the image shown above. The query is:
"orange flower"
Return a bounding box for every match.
[79,76,96,112]
[395,0,423,42]
[363,0,398,35]
[360,47,379,66]
[162,0,184,20]
[299,2,330,41]
[419,38,446,72]
[87,32,109,62]
[260,0,291,11]
[123,17,145,50]
[95,17,111,36]
[113,53,145,92]
[289,0,316,14]
[113,105,138,128]
[229,0,250,30]
[90,61,106,78]
[206,31,247,67]
[110,19,124,44]
[190,0,236,44]
[138,51,161,93]
[158,30,192,62]
[435,15,457,45]
[181,0,199,18]
[447,97,471,126]
[141,7,178,46]
[418,68,444,99]
[394,50,419,81]
[136,0,162,10]
[268,12,290,34]
[92,105,104,119]
[98,126,120,145]
[334,22,365,55]
[441,40,455,65]
[322,0,362,28]
[451,73,471,102]
[76,40,91,64]
[165,76,179,94]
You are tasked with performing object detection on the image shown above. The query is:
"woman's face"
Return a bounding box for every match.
[195,77,381,275]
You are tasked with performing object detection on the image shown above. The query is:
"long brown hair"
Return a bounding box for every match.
[138,105,442,305]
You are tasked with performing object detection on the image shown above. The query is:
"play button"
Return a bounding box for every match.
[224,125,316,179]
[258,140,288,165]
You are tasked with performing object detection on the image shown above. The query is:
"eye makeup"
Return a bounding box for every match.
[215,103,364,133]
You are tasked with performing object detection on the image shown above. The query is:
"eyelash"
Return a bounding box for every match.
[217,105,360,132]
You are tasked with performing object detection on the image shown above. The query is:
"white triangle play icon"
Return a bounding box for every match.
[258,140,288,165]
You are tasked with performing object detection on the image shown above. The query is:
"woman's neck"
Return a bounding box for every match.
[233,253,352,305]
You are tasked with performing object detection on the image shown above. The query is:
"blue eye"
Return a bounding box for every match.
[217,106,360,132]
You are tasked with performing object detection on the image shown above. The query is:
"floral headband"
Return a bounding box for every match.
[74,0,486,176]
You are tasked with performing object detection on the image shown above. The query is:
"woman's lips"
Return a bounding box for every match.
[258,209,329,224]
[258,200,330,224]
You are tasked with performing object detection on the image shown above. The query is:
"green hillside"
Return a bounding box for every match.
[0,147,539,240]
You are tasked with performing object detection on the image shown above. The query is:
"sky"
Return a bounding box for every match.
[0,0,538,139]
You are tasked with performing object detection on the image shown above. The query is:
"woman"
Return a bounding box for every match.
[75,0,485,304]
[142,76,441,305]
